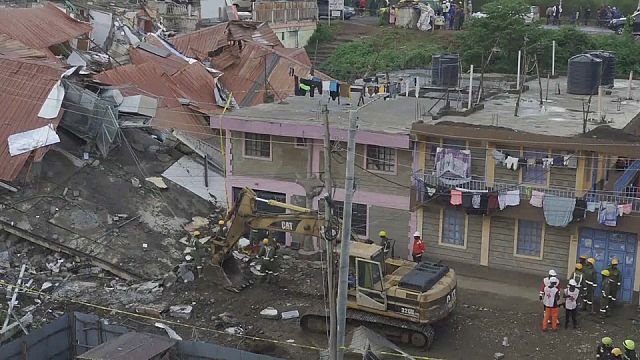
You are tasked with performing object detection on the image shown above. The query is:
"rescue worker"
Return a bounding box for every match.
[569,263,584,307]
[601,269,614,317]
[608,258,622,305]
[540,269,558,325]
[411,232,425,263]
[583,257,597,312]
[258,238,278,283]
[623,340,637,360]
[579,255,588,267]
[613,348,624,359]
[598,337,614,359]
[563,279,579,329]
[216,219,226,238]
[378,230,395,259]
[542,277,560,331]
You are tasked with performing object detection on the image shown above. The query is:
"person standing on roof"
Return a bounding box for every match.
[583,257,597,312]
[411,232,425,263]
[598,337,615,359]
[623,340,638,360]
[542,277,560,331]
[608,258,622,305]
[601,269,614,317]
[378,230,395,259]
[563,279,579,329]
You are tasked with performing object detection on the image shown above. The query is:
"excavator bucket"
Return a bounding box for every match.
[218,253,253,292]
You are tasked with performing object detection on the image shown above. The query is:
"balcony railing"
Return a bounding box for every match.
[415,172,640,213]
[252,1,318,23]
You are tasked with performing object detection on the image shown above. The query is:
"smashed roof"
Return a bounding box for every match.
[169,21,282,59]
[0,2,92,49]
[0,56,65,181]
[0,34,54,60]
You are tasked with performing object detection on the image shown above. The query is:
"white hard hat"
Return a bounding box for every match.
[549,277,559,284]
[569,279,577,286]
[413,231,421,237]
[548,269,557,276]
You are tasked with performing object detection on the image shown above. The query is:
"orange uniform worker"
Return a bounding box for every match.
[542,277,561,331]
[411,232,425,263]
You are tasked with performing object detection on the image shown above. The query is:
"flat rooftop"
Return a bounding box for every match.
[226,95,438,135]
[432,76,640,137]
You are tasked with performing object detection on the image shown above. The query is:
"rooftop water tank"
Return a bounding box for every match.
[431,54,459,88]
[567,54,602,95]
[587,51,616,86]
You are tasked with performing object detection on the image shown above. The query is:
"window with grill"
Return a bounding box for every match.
[516,220,543,258]
[319,200,368,237]
[244,132,271,158]
[366,145,396,173]
[522,148,547,185]
[441,209,465,247]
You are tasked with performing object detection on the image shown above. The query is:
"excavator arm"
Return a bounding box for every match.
[210,187,325,266]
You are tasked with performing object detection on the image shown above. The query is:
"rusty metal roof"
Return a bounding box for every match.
[0,34,49,59]
[169,63,220,114]
[169,21,282,60]
[77,332,176,360]
[0,56,64,182]
[0,2,92,49]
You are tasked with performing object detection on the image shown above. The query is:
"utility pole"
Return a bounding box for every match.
[336,110,357,360]
[323,104,338,360]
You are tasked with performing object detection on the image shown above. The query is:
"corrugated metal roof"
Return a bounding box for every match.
[77,332,176,360]
[0,34,49,59]
[169,63,220,114]
[0,2,92,49]
[169,21,282,60]
[0,56,65,182]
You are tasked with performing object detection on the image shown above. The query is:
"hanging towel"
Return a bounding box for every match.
[339,83,351,98]
[472,193,481,208]
[487,192,499,215]
[505,156,519,170]
[450,190,463,205]
[527,158,536,166]
[617,205,624,217]
[462,192,473,209]
[530,190,545,207]
[543,195,576,227]
[329,81,338,92]
[620,203,632,215]
[586,201,599,212]
[322,81,331,94]
[598,202,617,227]
[573,199,587,222]
[498,189,520,210]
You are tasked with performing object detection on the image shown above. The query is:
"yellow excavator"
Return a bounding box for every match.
[210,187,457,349]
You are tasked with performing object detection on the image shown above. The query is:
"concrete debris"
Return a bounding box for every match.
[502,337,510,347]
[134,280,163,293]
[157,153,172,162]
[136,303,169,316]
[0,312,33,342]
[224,326,244,335]
[131,177,141,187]
[163,271,178,288]
[184,255,193,261]
[0,251,9,268]
[218,312,236,324]
[198,236,211,245]
[494,353,505,359]
[178,236,190,245]
[259,307,279,320]
[146,177,168,189]
[155,322,183,340]
[280,310,299,320]
[183,247,194,254]
[73,190,80,197]
[286,339,295,343]
[53,281,98,298]
[46,259,64,273]
[176,264,195,283]
[78,267,102,275]
[184,216,209,232]
[40,282,53,291]
[169,305,193,319]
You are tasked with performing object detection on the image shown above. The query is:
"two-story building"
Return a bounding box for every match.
[411,76,640,303]
[212,94,417,257]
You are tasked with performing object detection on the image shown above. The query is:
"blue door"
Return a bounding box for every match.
[578,228,637,303]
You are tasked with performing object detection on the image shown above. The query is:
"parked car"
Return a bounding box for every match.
[318,3,354,19]
[608,11,640,34]
[344,6,356,19]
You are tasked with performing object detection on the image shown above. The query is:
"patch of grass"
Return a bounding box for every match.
[320,28,450,80]
[306,23,342,50]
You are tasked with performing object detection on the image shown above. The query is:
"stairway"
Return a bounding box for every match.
[309,19,376,68]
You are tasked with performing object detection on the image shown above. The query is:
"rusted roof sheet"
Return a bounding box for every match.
[94,62,182,108]
[218,42,329,107]
[0,2,92,49]
[169,63,220,114]
[77,332,176,360]
[153,106,215,137]
[169,22,229,59]
[0,34,49,59]
[0,56,64,182]
[169,21,282,60]
[130,46,188,76]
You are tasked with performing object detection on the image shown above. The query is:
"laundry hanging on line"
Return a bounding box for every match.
[543,195,575,227]
[598,202,618,227]
[498,189,520,210]
[529,190,545,207]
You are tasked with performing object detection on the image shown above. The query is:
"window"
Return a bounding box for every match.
[441,209,465,247]
[366,145,396,173]
[516,220,544,258]
[522,148,547,185]
[320,200,368,237]
[430,138,466,164]
[295,137,307,148]
[357,259,382,290]
[244,132,271,159]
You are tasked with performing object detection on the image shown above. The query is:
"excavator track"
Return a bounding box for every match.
[300,309,435,349]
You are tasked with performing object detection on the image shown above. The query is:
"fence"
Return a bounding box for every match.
[252,1,318,23]
[415,173,640,212]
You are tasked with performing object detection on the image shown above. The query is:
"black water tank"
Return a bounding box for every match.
[588,51,616,86]
[567,54,602,95]
[431,54,459,88]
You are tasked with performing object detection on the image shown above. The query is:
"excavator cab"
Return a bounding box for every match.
[347,242,388,312]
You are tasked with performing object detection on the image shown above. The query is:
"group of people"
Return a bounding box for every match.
[441,0,466,30]
[539,256,633,359]
[545,4,563,25]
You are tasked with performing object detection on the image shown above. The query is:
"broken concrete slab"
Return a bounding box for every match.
[163,271,177,288]
[259,307,279,320]
[280,310,299,320]
[494,353,505,360]
[146,177,168,189]
[135,280,162,293]
[184,216,209,232]
[0,251,9,268]
[136,303,169,317]
[169,305,193,319]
